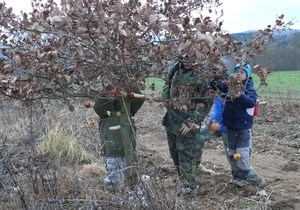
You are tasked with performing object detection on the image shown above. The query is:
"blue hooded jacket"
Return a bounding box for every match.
[0,51,7,62]
[205,96,227,133]
[222,77,257,130]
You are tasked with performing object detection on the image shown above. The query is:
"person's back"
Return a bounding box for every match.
[93,87,144,191]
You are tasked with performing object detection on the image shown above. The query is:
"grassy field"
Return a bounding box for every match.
[143,76,165,98]
[144,70,300,99]
[253,70,300,98]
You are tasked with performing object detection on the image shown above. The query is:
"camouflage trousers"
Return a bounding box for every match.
[166,130,197,190]
[195,127,265,186]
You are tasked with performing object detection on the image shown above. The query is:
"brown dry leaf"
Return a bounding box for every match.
[76,27,87,33]
[64,75,71,83]
[14,55,21,64]
[178,40,192,51]
[0,0,293,102]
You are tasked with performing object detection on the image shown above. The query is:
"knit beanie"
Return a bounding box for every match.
[233,62,252,77]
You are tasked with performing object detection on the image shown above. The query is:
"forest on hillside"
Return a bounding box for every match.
[233,31,300,71]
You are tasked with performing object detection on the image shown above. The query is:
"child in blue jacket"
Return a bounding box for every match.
[199,63,267,188]
[221,62,257,187]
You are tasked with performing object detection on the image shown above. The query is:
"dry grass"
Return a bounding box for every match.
[0,99,186,209]
[36,126,91,165]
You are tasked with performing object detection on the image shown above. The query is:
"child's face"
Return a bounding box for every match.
[234,68,247,81]
[182,61,193,70]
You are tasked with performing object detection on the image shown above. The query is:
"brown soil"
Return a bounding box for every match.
[135,98,300,209]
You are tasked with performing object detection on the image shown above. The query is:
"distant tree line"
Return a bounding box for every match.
[253,32,300,71]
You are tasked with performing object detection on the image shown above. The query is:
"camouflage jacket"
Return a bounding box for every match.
[161,62,213,136]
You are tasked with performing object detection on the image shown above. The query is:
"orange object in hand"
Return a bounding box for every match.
[87,121,95,128]
[115,111,121,117]
[233,153,241,160]
[210,122,220,131]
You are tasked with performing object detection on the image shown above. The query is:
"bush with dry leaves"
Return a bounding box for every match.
[0,0,293,105]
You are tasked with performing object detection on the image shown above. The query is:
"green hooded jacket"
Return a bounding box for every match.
[94,89,144,157]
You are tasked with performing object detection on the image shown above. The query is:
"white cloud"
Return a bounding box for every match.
[2,0,299,33]
[221,0,300,32]
[1,0,60,14]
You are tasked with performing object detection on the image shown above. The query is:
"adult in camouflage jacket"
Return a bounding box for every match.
[161,56,213,194]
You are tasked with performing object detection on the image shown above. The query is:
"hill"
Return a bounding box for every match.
[231,29,300,70]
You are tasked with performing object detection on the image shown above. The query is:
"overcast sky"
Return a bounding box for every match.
[2,0,300,33]
[221,0,300,32]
